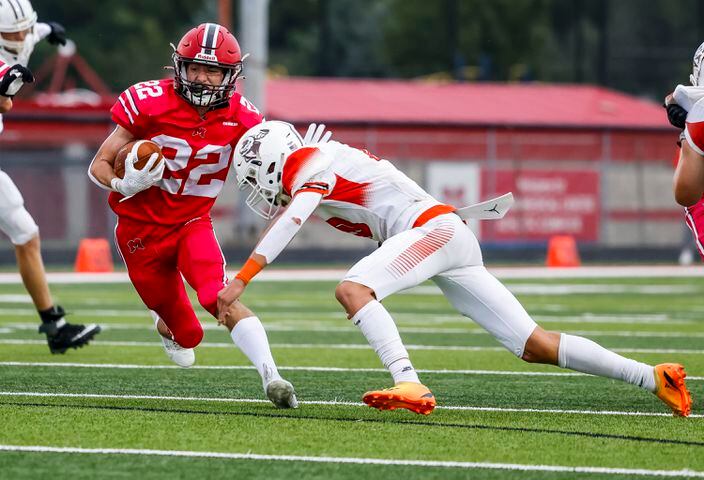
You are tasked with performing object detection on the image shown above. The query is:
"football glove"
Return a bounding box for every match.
[46,22,67,46]
[303,123,332,145]
[110,152,165,197]
[0,64,34,98]
[664,102,687,130]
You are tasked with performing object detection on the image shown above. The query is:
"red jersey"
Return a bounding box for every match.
[109,79,262,225]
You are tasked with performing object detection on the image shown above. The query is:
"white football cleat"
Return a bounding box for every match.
[265,379,298,409]
[160,335,195,368]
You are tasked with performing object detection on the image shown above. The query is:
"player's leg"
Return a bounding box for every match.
[684,201,704,261]
[337,214,468,414]
[177,217,296,408]
[115,220,202,366]
[434,258,691,416]
[0,170,100,353]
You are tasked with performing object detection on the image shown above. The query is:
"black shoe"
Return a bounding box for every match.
[38,306,101,354]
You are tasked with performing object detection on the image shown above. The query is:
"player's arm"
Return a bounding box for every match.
[674,140,704,206]
[216,191,323,321]
[88,125,136,191]
[0,96,11,113]
[34,22,67,46]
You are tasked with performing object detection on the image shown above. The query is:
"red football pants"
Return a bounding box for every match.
[115,216,226,348]
[685,200,704,261]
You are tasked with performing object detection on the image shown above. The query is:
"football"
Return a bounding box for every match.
[113,140,164,179]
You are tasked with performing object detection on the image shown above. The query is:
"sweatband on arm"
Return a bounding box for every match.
[235,257,264,285]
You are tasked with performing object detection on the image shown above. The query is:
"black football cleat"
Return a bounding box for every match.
[38,306,101,354]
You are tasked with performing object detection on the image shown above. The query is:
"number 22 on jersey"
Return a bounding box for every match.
[151,134,232,198]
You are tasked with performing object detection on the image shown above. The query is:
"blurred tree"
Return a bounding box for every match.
[23,0,704,99]
[30,0,208,90]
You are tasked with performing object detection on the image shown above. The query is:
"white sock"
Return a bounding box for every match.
[230,316,282,389]
[351,300,420,384]
[558,334,656,392]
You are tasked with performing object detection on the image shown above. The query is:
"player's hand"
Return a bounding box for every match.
[46,22,67,46]
[303,123,332,145]
[0,64,34,98]
[111,152,164,197]
[664,101,688,130]
[217,279,246,325]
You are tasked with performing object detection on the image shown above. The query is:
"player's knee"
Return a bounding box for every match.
[2,206,39,246]
[173,323,203,349]
[15,233,40,251]
[521,328,560,365]
[335,281,372,307]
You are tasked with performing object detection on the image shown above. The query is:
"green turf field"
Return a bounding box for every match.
[0,274,702,479]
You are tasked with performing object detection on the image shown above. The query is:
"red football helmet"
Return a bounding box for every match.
[172,23,244,107]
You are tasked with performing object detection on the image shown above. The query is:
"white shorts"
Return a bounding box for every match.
[343,213,537,357]
[0,170,39,245]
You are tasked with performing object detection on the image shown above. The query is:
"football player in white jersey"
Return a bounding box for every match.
[666,41,704,207]
[0,0,100,353]
[217,120,692,417]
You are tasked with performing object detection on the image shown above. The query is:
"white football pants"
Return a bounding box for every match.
[344,213,537,357]
[0,169,39,245]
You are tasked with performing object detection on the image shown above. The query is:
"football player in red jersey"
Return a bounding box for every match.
[217,121,692,417]
[88,23,299,408]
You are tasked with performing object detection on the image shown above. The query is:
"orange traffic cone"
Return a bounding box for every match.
[546,235,581,267]
[74,238,114,272]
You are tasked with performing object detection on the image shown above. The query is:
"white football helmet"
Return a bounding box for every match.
[234,121,304,219]
[0,0,38,65]
[691,41,704,86]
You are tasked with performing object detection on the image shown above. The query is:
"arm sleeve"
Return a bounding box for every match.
[673,85,704,112]
[34,23,51,42]
[253,191,322,263]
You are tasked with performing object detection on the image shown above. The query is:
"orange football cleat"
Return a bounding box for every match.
[653,363,692,417]
[362,382,436,415]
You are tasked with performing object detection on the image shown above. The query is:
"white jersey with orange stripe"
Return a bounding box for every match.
[685,97,704,156]
[281,141,452,242]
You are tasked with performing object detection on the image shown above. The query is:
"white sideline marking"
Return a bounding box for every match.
[0,294,32,303]
[0,391,701,418]
[0,445,701,478]
[1,362,702,381]
[1,338,704,355]
[0,265,702,285]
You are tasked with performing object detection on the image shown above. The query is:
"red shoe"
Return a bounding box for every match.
[362,382,436,415]
[654,363,692,417]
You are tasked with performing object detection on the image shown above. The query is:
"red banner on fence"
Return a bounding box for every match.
[481,169,600,242]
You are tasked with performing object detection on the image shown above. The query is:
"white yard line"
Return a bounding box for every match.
[0,445,701,477]
[0,266,702,285]
[0,361,701,380]
[4,321,704,338]
[0,391,700,419]
[2,338,703,355]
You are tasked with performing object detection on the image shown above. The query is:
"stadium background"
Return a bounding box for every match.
[0,0,699,265]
